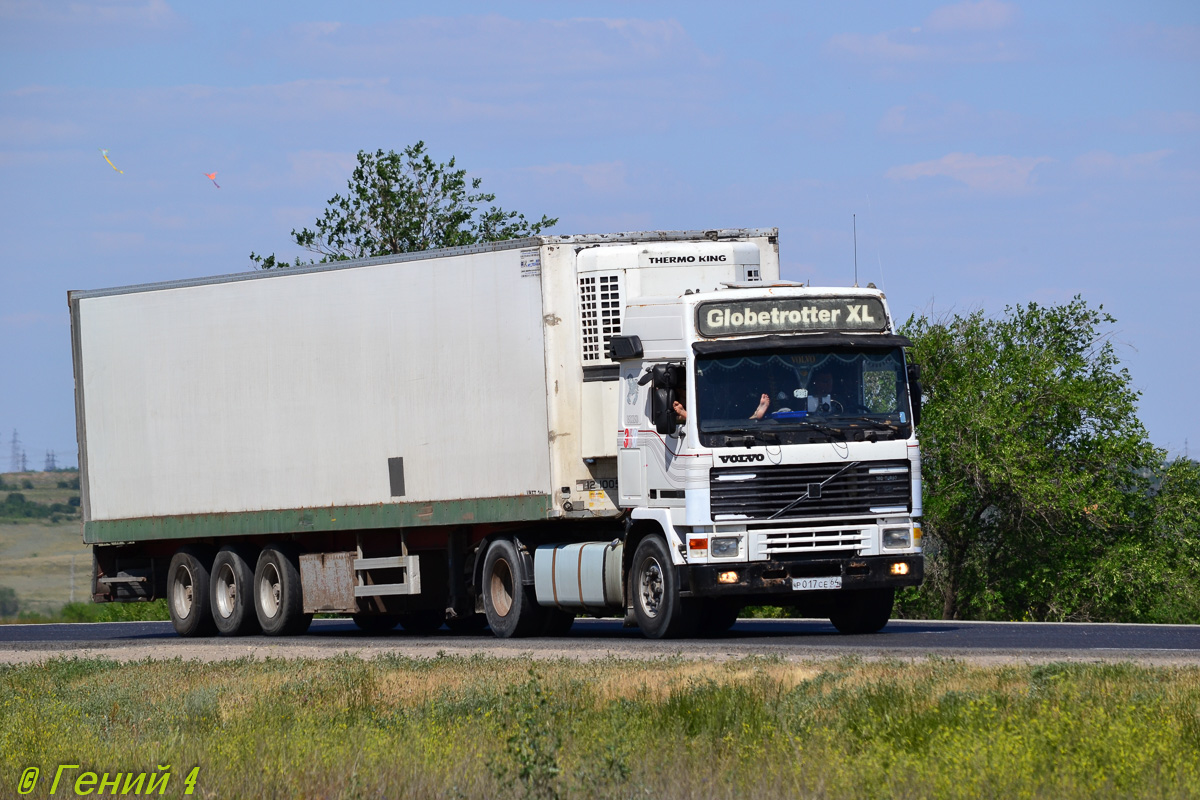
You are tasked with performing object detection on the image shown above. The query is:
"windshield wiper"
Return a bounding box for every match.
[833,416,900,432]
[782,420,844,438]
[713,431,780,447]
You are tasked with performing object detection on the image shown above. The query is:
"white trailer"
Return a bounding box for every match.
[70,228,924,638]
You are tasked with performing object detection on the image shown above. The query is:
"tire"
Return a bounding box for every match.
[167,546,217,637]
[353,614,399,633]
[696,599,741,638]
[540,608,575,637]
[210,545,261,636]
[829,588,895,634]
[254,545,312,636]
[481,538,546,638]
[630,535,694,639]
[398,608,445,634]
[445,613,489,633]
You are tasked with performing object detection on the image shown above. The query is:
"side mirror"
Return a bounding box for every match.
[653,388,677,435]
[906,363,923,427]
[644,363,685,435]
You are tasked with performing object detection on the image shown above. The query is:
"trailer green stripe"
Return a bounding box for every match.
[83,495,554,544]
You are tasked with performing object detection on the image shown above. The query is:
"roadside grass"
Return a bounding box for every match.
[0,599,170,625]
[2,654,1197,799]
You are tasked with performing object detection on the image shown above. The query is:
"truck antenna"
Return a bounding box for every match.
[853,214,858,287]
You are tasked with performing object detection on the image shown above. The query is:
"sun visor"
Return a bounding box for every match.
[692,332,913,355]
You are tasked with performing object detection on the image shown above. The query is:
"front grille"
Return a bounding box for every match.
[710,460,911,521]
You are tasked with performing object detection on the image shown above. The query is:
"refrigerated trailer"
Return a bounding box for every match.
[69,228,924,638]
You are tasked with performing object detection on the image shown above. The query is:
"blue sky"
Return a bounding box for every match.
[1,0,1197,468]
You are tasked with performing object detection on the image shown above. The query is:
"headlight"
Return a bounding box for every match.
[883,528,911,549]
[710,536,740,558]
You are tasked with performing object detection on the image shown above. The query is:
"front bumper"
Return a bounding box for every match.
[680,554,923,598]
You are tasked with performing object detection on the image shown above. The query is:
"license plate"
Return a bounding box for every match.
[792,576,841,591]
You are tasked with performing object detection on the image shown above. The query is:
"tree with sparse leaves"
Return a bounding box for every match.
[897,298,1163,621]
[251,142,557,268]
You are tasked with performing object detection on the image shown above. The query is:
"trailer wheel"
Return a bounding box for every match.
[398,609,445,634]
[631,535,693,639]
[254,545,312,636]
[481,538,545,638]
[829,588,894,634]
[352,614,399,633]
[210,546,262,636]
[167,547,217,637]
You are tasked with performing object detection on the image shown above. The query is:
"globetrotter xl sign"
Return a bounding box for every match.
[696,297,889,337]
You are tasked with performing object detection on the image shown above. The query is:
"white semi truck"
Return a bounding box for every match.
[69,228,924,639]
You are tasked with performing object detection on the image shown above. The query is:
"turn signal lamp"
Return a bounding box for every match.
[688,537,708,554]
[718,571,739,584]
[890,562,910,576]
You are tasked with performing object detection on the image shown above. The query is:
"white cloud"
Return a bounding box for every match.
[519,162,629,194]
[925,1,1018,33]
[828,2,1024,65]
[1118,23,1200,62]
[1073,150,1172,179]
[879,99,1022,138]
[886,152,1052,192]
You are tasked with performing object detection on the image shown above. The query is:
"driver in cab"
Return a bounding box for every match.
[749,368,838,419]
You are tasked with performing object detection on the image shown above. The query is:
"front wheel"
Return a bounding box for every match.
[167,546,217,637]
[630,535,694,639]
[695,599,741,638]
[829,588,894,634]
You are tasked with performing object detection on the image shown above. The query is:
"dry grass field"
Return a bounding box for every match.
[2,654,1198,799]
[0,471,88,616]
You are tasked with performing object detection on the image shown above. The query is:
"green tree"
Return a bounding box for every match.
[898,298,1162,621]
[0,586,18,617]
[1084,457,1200,623]
[251,142,557,268]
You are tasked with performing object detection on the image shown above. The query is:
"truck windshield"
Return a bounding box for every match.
[694,348,912,444]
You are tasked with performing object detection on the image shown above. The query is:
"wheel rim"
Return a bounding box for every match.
[489,558,514,617]
[214,562,237,619]
[638,557,665,618]
[171,564,194,620]
[258,562,282,620]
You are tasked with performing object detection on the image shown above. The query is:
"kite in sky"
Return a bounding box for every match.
[99,148,122,173]
[204,172,220,188]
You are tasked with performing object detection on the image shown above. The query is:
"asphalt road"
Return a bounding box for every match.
[2,618,1198,664]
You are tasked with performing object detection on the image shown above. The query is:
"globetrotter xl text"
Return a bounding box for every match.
[696,296,888,337]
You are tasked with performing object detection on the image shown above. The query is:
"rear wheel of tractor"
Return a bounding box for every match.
[352,614,399,633]
[829,588,895,634]
[631,535,694,639]
[397,609,445,634]
[254,544,311,635]
[210,545,261,636]
[481,538,545,638]
[167,546,217,637]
